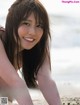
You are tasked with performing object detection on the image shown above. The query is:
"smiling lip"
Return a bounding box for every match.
[23,37,35,42]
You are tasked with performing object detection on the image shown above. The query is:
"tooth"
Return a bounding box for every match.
[25,37,34,41]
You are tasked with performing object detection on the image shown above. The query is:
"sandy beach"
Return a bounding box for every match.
[0,89,49,105]
[8,99,48,105]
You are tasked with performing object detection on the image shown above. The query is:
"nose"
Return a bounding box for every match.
[28,26,36,36]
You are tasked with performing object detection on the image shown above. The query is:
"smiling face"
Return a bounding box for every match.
[18,12,43,50]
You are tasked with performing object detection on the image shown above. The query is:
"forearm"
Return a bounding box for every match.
[13,85,33,105]
[38,78,61,105]
[7,79,33,105]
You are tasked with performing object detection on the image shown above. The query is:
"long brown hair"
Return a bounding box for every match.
[1,0,51,88]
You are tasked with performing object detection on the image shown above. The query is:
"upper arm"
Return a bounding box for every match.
[0,39,20,86]
[37,54,51,82]
[0,39,33,105]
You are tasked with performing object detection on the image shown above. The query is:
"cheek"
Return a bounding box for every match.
[38,30,43,39]
[18,26,27,37]
[18,27,23,38]
[36,28,43,36]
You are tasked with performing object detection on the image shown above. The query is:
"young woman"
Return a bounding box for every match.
[0,0,61,105]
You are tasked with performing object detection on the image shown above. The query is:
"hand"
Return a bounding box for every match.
[8,101,19,105]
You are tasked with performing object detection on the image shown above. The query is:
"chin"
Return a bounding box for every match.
[24,45,36,50]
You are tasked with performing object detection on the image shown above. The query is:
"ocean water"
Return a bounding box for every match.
[0,13,80,98]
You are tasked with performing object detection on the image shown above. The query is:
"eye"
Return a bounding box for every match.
[36,24,43,28]
[23,22,30,26]
[20,21,30,26]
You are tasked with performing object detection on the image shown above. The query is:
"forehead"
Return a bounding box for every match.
[23,11,42,23]
[24,13,35,21]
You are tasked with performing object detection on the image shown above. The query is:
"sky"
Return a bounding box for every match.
[40,0,80,17]
[0,0,80,17]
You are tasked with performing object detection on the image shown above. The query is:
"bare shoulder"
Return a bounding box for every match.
[0,39,19,83]
[37,55,51,79]
[0,39,5,54]
[0,39,7,58]
[0,39,11,71]
[0,39,15,71]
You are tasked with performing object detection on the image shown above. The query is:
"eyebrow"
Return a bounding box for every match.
[22,18,43,24]
[22,19,32,22]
